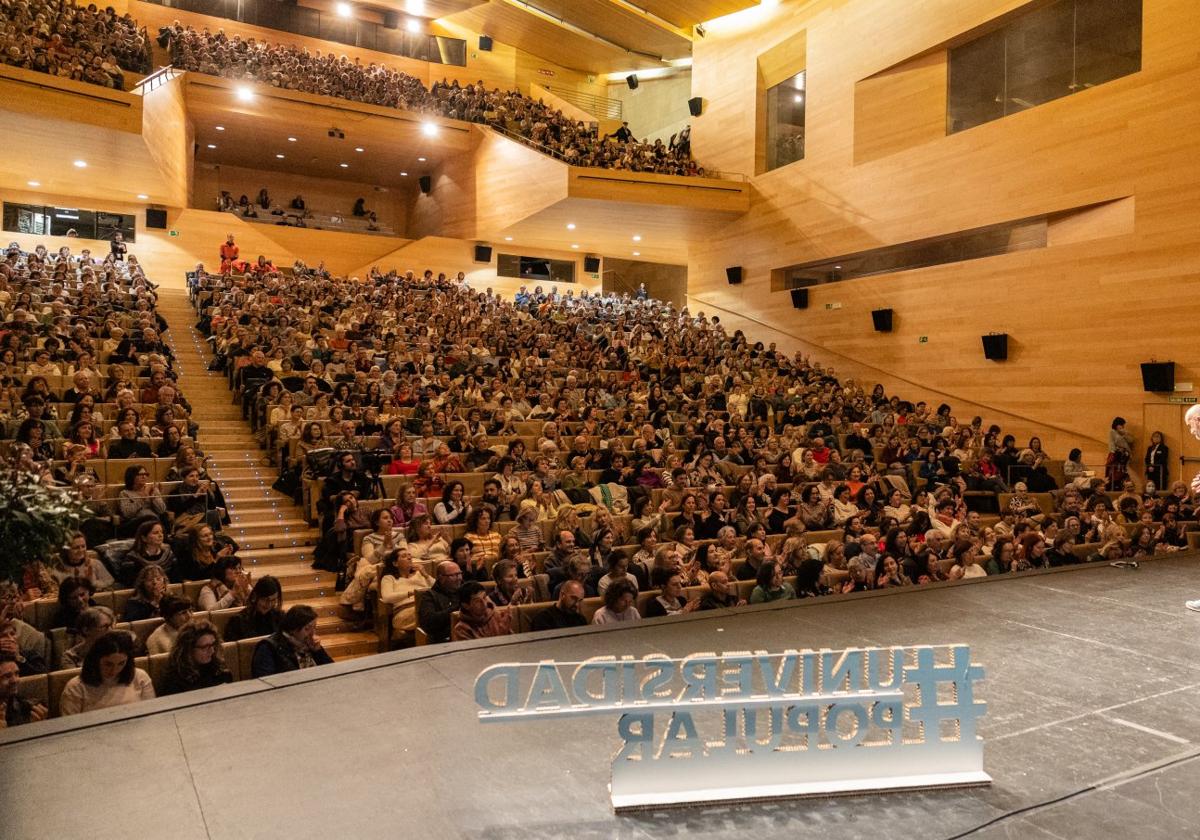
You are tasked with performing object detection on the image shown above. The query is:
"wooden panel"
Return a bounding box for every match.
[530,0,693,60]
[139,73,193,209]
[687,0,1200,465]
[0,64,141,133]
[853,50,948,165]
[639,0,761,27]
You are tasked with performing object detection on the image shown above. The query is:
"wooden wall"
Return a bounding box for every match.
[687,0,1200,467]
[138,73,193,209]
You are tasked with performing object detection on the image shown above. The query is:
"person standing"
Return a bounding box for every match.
[1105,417,1134,491]
[1144,431,1169,489]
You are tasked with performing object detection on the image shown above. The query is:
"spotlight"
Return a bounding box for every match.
[137,193,149,199]
[236,86,253,102]
[215,125,225,131]
[421,122,438,137]
[340,163,349,168]
[288,136,298,142]
[336,2,353,17]
[27,180,40,187]
[73,160,87,168]
[406,17,420,33]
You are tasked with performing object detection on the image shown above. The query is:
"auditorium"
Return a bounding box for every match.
[2,0,1199,835]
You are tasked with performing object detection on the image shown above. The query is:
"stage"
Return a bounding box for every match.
[5,555,1200,839]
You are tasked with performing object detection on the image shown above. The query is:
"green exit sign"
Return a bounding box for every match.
[169,230,179,237]
[919,336,928,343]
[1168,396,1198,405]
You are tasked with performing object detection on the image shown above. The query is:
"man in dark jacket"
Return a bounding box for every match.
[251,605,333,677]
[417,561,462,643]
[530,580,588,631]
[1,652,47,727]
[107,421,152,459]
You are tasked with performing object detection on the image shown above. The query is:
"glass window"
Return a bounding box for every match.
[948,0,1141,133]
[2,203,135,242]
[497,254,575,283]
[765,70,806,171]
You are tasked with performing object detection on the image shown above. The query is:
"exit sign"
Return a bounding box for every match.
[919,336,928,343]
[1168,396,1198,405]
[169,230,179,237]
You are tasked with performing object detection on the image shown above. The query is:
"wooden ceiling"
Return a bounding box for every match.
[441,0,761,74]
[186,75,474,188]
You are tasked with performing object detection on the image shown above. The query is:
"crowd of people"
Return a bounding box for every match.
[161,22,702,176]
[184,248,1196,650]
[0,0,151,89]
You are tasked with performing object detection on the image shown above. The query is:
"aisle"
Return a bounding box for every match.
[156,287,378,659]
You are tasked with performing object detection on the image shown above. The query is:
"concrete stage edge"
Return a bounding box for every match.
[5,555,1200,840]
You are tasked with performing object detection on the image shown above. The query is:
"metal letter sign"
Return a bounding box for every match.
[474,644,989,811]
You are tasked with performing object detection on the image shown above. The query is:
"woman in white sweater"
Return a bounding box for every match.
[60,631,155,716]
[378,547,434,635]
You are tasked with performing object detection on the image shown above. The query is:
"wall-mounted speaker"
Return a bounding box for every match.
[626,74,639,90]
[474,244,492,263]
[871,308,893,332]
[383,10,399,28]
[583,256,601,273]
[789,289,809,309]
[418,175,431,194]
[1140,361,1175,392]
[982,333,1009,361]
[479,35,493,51]
[688,96,703,117]
[726,266,743,285]
[145,208,167,229]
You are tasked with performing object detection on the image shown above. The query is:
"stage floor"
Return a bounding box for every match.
[6,556,1200,839]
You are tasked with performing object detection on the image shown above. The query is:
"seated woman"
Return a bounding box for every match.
[123,520,177,583]
[15,418,55,462]
[404,515,451,571]
[339,508,406,620]
[643,573,701,618]
[54,443,102,485]
[176,523,239,583]
[59,630,156,716]
[0,618,48,675]
[117,464,167,538]
[591,579,640,625]
[145,595,194,655]
[388,481,427,528]
[49,533,113,589]
[122,565,168,622]
[167,466,224,533]
[432,481,471,525]
[60,606,116,669]
[386,440,421,477]
[159,620,233,696]
[251,605,333,677]
[51,577,97,631]
[464,507,501,573]
[198,556,251,612]
[222,576,284,641]
[378,547,435,640]
[750,560,795,603]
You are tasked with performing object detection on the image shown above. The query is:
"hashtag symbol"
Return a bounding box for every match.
[902,645,986,745]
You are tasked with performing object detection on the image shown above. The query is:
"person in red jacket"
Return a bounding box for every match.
[218,234,238,274]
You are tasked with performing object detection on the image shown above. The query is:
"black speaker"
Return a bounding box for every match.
[726,266,743,285]
[688,96,703,117]
[145,208,167,229]
[982,333,1009,361]
[474,244,492,263]
[418,175,431,194]
[479,35,493,51]
[871,308,893,332]
[1140,361,1175,392]
[626,74,639,90]
[584,256,600,273]
[790,289,808,309]
[383,10,399,28]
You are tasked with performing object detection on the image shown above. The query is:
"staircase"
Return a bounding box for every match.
[156,288,378,660]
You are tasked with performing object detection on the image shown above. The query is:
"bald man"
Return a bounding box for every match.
[418,561,463,643]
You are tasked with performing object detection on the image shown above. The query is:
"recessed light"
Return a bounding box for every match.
[566,223,576,230]
[287,136,297,142]
[406,17,420,32]
[504,236,513,241]
[276,154,285,159]
[215,125,225,131]
[73,160,87,168]
[571,244,579,249]
[421,123,438,137]
[137,194,149,200]
[400,172,408,176]
[633,251,641,256]
[632,234,642,242]
[834,264,842,269]
[340,163,349,168]
[235,86,253,102]
[336,1,352,16]
[355,147,364,152]
[27,180,40,187]
[207,144,217,149]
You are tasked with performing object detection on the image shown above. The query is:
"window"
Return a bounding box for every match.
[497,254,575,284]
[2,203,135,242]
[765,70,806,170]
[948,0,1142,133]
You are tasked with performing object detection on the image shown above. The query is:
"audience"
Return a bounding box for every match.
[59,630,155,715]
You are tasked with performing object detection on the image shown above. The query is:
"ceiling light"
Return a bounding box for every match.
[137,194,149,200]
[633,251,641,256]
[27,180,40,187]
[418,156,427,162]
[215,125,225,131]
[207,144,217,149]
[632,234,642,242]
[405,0,425,14]
[355,147,364,152]
[340,163,349,168]
[834,264,842,269]
[406,17,420,33]
[287,136,297,142]
[421,123,437,137]
[276,154,285,159]
[236,86,254,102]
[566,223,576,230]
[504,236,513,241]
[400,172,409,176]
[336,2,353,17]
[571,244,579,249]
[73,160,87,168]
[794,94,803,103]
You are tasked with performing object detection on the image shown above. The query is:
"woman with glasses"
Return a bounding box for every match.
[159,620,233,696]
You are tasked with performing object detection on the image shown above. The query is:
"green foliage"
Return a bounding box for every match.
[0,466,89,583]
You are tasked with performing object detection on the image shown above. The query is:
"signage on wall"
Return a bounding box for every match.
[537,68,556,77]
[1168,396,1198,404]
[475,644,989,811]
[169,230,179,237]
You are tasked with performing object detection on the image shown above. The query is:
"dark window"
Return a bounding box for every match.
[948,0,1142,133]
[765,70,806,171]
[3,203,135,242]
[497,254,575,284]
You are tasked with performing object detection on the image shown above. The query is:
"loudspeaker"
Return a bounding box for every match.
[726,266,743,285]
[474,244,492,263]
[626,74,639,90]
[479,35,493,51]
[871,308,893,332]
[982,333,1009,361]
[790,289,808,309]
[688,96,703,117]
[418,175,431,194]
[145,208,167,229]
[383,10,399,28]
[583,256,601,273]
[1140,361,1175,392]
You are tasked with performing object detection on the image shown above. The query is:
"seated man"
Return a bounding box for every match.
[0,620,47,676]
[107,420,152,459]
[531,580,588,631]
[0,652,47,728]
[417,561,462,644]
[698,572,746,610]
[451,581,513,641]
[251,605,333,677]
